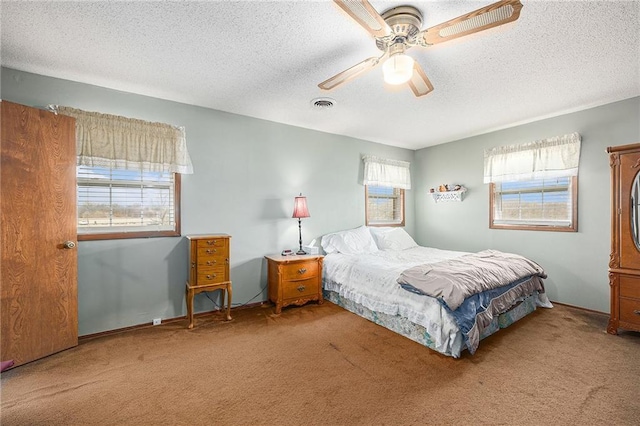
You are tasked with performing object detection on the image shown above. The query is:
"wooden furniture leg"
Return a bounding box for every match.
[225,283,233,321]
[186,283,195,329]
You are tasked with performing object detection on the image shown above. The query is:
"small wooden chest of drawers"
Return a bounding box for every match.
[186,234,232,329]
[265,254,323,314]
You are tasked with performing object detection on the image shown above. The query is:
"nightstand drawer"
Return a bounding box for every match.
[196,257,226,268]
[197,263,226,275]
[620,298,640,326]
[197,238,227,249]
[282,277,319,299]
[197,247,228,258]
[282,261,318,281]
[197,271,227,285]
[619,276,640,299]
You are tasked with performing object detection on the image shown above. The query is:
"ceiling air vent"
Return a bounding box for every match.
[311,98,335,109]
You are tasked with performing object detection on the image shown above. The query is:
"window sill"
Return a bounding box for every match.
[490,223,577,232]
[78,229,181,241]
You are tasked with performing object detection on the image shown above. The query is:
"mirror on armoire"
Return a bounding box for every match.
[632,172,640,250]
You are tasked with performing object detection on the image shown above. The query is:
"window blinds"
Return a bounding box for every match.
[77,166,176,234]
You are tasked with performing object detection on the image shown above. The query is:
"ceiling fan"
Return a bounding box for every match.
[318,0,523,97]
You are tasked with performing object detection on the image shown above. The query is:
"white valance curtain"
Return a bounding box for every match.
[53,106,194,174]
[362,155,411,189]
[483,132,581,183]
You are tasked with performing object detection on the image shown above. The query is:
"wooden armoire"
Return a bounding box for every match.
[1,101,79,367]
[607,143,640,334]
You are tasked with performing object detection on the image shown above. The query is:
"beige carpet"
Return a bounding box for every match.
[1,302,639,425]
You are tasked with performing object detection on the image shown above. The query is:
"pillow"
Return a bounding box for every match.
[321,226,379,255]
[372,227,418,251]
[368,226,395,248]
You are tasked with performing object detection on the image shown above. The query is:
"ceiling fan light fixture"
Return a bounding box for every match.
[382,53,414,85]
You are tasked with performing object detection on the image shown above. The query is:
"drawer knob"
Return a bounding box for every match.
[206,260,217,265]
[207,240,216,245]
[206,274,217,280]
[206,249,217,254]
[298,268,307,274]
[634,310,640,315]
[297,285,306,292]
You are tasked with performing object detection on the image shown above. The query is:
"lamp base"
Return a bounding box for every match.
[296,249,307,255]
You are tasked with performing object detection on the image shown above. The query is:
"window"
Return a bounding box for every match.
[77,166,180,240]
[362,155,410,227]
[52,105,192,241]
[365,185,405,226]
[490,176,577,231]
[484,132,581,232]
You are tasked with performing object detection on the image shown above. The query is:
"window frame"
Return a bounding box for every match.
[365,185,405,227]
[77,171,181,241]
[489,176,578,232]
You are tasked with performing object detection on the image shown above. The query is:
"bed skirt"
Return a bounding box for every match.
[323,289,538,357]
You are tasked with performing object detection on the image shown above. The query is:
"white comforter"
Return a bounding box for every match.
[323,246,469,355]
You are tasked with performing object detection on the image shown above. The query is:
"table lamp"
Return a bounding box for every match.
[292,193,310,255]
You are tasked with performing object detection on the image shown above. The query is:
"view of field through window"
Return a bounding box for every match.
[494,177,571,224]
[367,186,403,224]
[77,166,175,233]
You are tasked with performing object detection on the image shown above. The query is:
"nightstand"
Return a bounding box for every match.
[265,254,324,314]
[186,234,232,329]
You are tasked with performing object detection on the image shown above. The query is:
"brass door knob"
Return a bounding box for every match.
[63,241,76,249]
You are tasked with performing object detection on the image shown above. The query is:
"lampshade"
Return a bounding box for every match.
[292,194,310,219]
[382,53,415,85]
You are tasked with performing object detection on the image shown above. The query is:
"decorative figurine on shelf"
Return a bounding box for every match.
[430,184,467,203]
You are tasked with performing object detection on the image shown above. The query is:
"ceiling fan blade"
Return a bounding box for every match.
[319,54,386,91]
[333,0,392,38]
[420,0,523,46]
[407,62,434,97]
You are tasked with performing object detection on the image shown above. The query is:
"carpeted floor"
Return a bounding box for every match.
[1,302,639,425]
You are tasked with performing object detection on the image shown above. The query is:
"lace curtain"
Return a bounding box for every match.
[483,132,581,183]
[363,155,411,189]
[52,106,194,174]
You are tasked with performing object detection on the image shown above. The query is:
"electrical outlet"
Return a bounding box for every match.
[152,318,161,326]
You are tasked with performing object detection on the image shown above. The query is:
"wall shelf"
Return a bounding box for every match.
[431,187,466,203]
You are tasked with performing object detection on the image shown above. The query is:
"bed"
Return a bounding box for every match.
[320,226,552,358]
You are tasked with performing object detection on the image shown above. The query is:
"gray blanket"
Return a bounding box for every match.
[397,250,547,310]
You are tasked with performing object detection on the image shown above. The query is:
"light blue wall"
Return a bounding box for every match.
[414,97,640,313]
[3,67,637,332]
[1,67,415,335]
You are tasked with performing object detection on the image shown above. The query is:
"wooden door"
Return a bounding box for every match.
[1,101,78,367]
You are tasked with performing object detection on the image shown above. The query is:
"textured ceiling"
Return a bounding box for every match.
[1,1,639,150]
